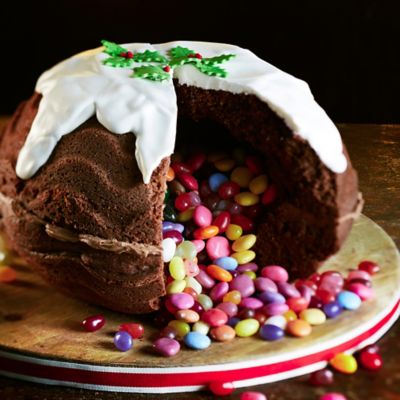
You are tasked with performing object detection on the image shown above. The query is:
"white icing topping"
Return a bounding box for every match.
[16,41,347,183]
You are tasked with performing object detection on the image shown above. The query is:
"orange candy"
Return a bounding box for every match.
[166,167,175,182]
[207,265,233,282]
[0,266,17,283]
[287,319,312,337]
[193,226,219,240]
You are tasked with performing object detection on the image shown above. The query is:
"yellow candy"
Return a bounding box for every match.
[330,353,358,374]
[215,158,235,172]
[166,279,186,294]
[234,192,259,207]
[193,321,210,335]
[300,308,327,326]
[176,241,197,261]
[232,234,257,252]
[231,250,256,264]
[169,256,186,280]
[168,320,190,339]
[244,271,257,280]
[284,310,298,322]
[249,175,268,195]
[177,208,194,222]
[223,290,242,305]
[235,318,260,337]
[231,167,254,188]
[226,224,243,241]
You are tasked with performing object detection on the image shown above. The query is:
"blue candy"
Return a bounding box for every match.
[259,324,284,341]
[227,317,240,327]
[208,173,228,192]
[215,256,238,271]
[162,221,184,233]
[337,291,362,310]
[184,332,211,350]
[114,331,133,352]
[323,301,343,318]
[258,291,286,304]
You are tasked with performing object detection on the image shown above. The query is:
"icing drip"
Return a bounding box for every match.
[16,41,347,183]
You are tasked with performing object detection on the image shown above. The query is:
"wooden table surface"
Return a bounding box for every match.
[0,121,399,400]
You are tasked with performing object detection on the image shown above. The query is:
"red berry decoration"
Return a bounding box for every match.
[358,260,380,275]
[195,53,202,59]
[127,51,134,59]
[163,65,171,72]
[119,323,144,339]
[359,350,383,371]
[209,380,235,396]
[120,52,127,57]
[82,314,106,332]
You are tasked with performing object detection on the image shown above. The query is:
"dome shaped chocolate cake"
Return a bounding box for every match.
[0,41,360,313]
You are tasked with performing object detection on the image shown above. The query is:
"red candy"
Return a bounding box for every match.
[218,181,241,199]
[209,380,235,396]
[213,211,231,233]
[82,314,105,332]
[358,260,380,275]
[186,152,206,172]
[177,172,198,191]
[231,214,254,232]
[309,368,334,386]
[201,308,228,327]
[287,297,309,313]
[119,323,144,339]
[245,155,264,175]
[171,162,191,175]
[261,184,277,205]
[359,350,383,370]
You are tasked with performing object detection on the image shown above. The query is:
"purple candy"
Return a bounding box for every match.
[195,269,216,289]
[114,331,133,352]
[230,274,255,298]
[216,301,238,317]
[162,221,184,233]
[153,338,180,357]
[169,293,195,310]
[277,282,301,298]
[258,291,286,304]
[210,282,229,302]
[255,277,278,293]
[227,317,240,327]
[237,263,259,273]
[240,297,264,309]
[263,303,289,316]
[259,324,285,341]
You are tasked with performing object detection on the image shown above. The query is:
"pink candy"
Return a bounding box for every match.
[217,301,238,317]
[210,282,229,302]
[347,282,374,301]
[261,265,289,282]
[254,277,278,293]
[263,303,289,316]
[196,269,216,289]
[240,297,263,309]
[192,239,205,253]
[206,236,230,259]
[202,308,228,327]
[347,270,371,282]
[319,393,347,400]
[230,274,255,298]
[169,293,195,310]
[240,391,268,400]
[193,205,212,227]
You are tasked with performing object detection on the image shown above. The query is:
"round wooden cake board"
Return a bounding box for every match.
[0,214,399,394]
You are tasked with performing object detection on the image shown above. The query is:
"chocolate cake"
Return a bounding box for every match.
[0,41,361,313]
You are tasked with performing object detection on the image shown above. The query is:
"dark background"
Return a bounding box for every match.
[0,0,398,123]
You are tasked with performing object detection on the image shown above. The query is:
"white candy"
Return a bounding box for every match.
[162,238,176,262]
[265,315,287,330]
[192,321,210,335]
[185,276,202,295]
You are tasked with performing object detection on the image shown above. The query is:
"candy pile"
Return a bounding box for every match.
[152,148,378,355]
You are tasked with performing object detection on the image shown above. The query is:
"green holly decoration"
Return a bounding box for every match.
[133,50,168,64]
[131,65,170,82]
[101,40,236,82]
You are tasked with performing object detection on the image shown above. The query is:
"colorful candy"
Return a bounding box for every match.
[359,350,383,370]
[210,325,236,342]
[119,323,144,339]
[259,324,284,341]
[319,394,347,400]
[114,331,133,352]
[82,314,106,332]
[286,319,312,337]
[153,338,180,357]
[337,291,362,310]
[240,391,268,400]
[184,332,211,350]
[209,380,235,396]
[309,368,334,386]
[299,308,326,325]
[329,353,358,374]
[235,318,260,337]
